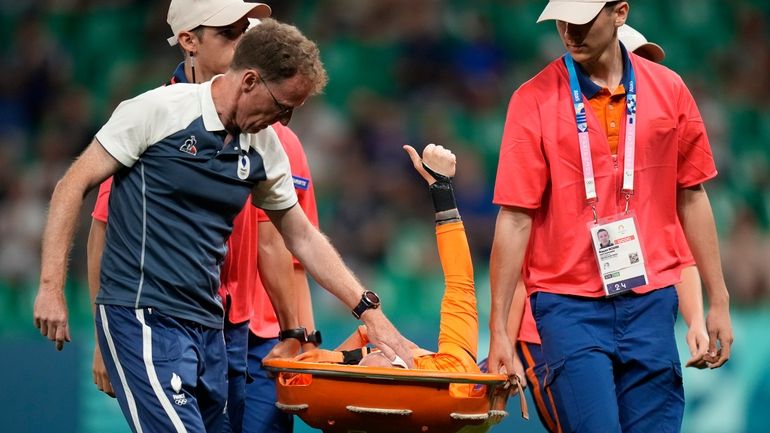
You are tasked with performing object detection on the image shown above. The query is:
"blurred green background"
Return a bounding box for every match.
[1,1,769,432]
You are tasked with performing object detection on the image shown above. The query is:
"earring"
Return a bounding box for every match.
[189,51,197,83]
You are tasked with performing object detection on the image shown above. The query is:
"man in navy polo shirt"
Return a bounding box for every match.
[86,3,323,433]
[33,20,413,433]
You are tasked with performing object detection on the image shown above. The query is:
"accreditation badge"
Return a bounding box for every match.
[587,212,648,296]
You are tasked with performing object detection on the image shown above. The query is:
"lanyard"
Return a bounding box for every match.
[564,54,637,220]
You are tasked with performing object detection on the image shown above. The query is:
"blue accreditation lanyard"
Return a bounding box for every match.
[564,54,637,221]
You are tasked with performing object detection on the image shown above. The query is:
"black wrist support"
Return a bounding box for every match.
[341,348,366,365]
[422,162,457,214]
[430,182,457,214]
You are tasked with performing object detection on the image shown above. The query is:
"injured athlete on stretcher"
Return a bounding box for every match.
[287,144,524,400]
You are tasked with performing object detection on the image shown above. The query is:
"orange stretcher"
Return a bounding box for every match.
[263,358,527,433]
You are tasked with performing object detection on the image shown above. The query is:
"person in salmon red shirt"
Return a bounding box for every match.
[486,2,733,433]
[492,24,715,433]
[84,3,320,433]
[241,122,321,433]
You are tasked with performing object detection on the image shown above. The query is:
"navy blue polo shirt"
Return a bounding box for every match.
[167,61,187,85]
[94,78,297,328]
[567,42,633,98]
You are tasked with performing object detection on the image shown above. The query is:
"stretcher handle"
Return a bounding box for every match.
[346,406,413,416]
[449,412,489,421]
[275,402,309,413]
[266,366,508,385]
[495,375,528,420]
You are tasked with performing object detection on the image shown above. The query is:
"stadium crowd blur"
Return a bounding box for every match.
[1,0,769,328]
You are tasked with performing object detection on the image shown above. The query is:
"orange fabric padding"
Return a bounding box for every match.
[295,349,344,364]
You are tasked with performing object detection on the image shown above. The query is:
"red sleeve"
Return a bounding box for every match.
[263,124,319,266]
[675,77,718,188]
[493,87,548,208]
[295,157,319,229]
[91,177,114,223]
[256,207,270,223]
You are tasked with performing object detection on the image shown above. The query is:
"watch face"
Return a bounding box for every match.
[364,290,380,305]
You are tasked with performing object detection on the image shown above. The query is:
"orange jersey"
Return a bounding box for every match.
[417,221,479,373]
[293,221,481,396]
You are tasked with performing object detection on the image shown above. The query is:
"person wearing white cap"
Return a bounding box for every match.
[85,3,325,433]
[617,24,665,63]
[35,17,415,433]
[166,0,271,84]
[487,2,733,432]
[166,0,271,46]
[496,24,714,433]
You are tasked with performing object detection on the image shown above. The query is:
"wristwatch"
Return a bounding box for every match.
[278,327,307,343]
[306,330,323,346]
[352,290,381,319]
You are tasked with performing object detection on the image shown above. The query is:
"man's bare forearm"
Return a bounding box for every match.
[490,206,532,335]
[675,266,705,328]
[506,281,528,343]
[677,186,728,305]
[267,206,362,309]
[87,219,107,313]
[293,266,316,330]
[257,220,300,330]
[40,178,91,292]
[41,140,121,293]
[288,228,361,309]
[677,184,733,367]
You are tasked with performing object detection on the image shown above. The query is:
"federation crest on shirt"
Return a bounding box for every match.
[237,154,250,180]
[179,135,198,156]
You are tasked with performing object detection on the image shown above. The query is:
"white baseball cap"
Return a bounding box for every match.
[537,0,609,25]
[167,0,272,46]
[618,24,665,63]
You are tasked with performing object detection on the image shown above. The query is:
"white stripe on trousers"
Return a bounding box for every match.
[99,305,144,433]
[136,309,188,433]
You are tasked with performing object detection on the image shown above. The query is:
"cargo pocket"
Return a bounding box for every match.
[671,288,680,322]
[672,361,683,386]
[530,293,541,322]
[144,311,183,363]
[660,361,685,433]
[544,358,579,432]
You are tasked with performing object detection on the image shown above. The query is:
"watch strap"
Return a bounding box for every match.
[306,330,323,346]
[278,327,307,343]
[352,290,381,320]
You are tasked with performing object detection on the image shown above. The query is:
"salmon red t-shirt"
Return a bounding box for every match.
[494,53,716,299]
